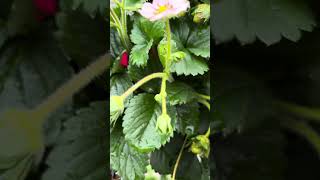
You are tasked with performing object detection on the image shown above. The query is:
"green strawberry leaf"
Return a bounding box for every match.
[71,0,108,17]
[170,20,209,76]
[166,81,197,105]
[213,0,316,45]
[130,40,153,67]
[123,93,177,152]
[150,135,202,180]
[111,73,133,106]
[186,26,210,58]
[175,102,200,135]
[130,17,165,67]
[111,125,149,180]
[170,51,209,76]
[125,0,146,11]
[43,102,107,180]
[55,10,108,67]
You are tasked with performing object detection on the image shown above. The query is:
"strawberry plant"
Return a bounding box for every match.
[110,0,211,179]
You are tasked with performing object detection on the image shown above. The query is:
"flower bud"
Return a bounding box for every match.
[154,94,162,104]
[110,96,124,125]
[189,128,210,158]
[156,114,172,134]
[192,4,210,24]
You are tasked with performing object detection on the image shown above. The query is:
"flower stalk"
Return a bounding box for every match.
[33,54,110,125]
[120,72,166,99]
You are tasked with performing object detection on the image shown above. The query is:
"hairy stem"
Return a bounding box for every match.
[172,137,188,180]
[34,54,110,124]
[160,76,168,115]
[165,19,171,73]
[121,72,166,99]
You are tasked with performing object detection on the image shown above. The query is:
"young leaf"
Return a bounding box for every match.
[130,17,165,67]
[122,93,177,152]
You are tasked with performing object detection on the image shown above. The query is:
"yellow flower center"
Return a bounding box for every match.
[157,5,168,14]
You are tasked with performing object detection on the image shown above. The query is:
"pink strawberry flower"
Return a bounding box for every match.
[139,0,190,21]
[33,0,58,21]
[120,51,129,68]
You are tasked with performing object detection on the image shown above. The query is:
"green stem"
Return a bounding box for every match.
[172,136,188,180]
[165,19,171,72]
[33,54,110,124]
[159,19,172,116]
[274,100,320,123]
[111,8,130,51]
[160,76,168,115]
[197,93,210,101]
[198,99,210,110]
[281,118,320,158]
[121,72,166,99]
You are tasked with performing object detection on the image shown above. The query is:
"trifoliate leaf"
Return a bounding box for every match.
[213,0,316,45]
[111,125,148,180]
[71,0,108,17]
[123,93,177,152]
[130,17,165,67]
[166,82,197,105]
[43,102,107,180]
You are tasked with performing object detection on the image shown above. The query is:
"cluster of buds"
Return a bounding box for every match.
[190,128,211,158]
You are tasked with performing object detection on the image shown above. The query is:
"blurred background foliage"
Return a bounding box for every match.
[213,0,320,179]
[0,0,108,179]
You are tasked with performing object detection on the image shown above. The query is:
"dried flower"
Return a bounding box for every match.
[139,0,190,21]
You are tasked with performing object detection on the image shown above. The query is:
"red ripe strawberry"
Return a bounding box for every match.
[120,51,129,68]
[33,0,58,21]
